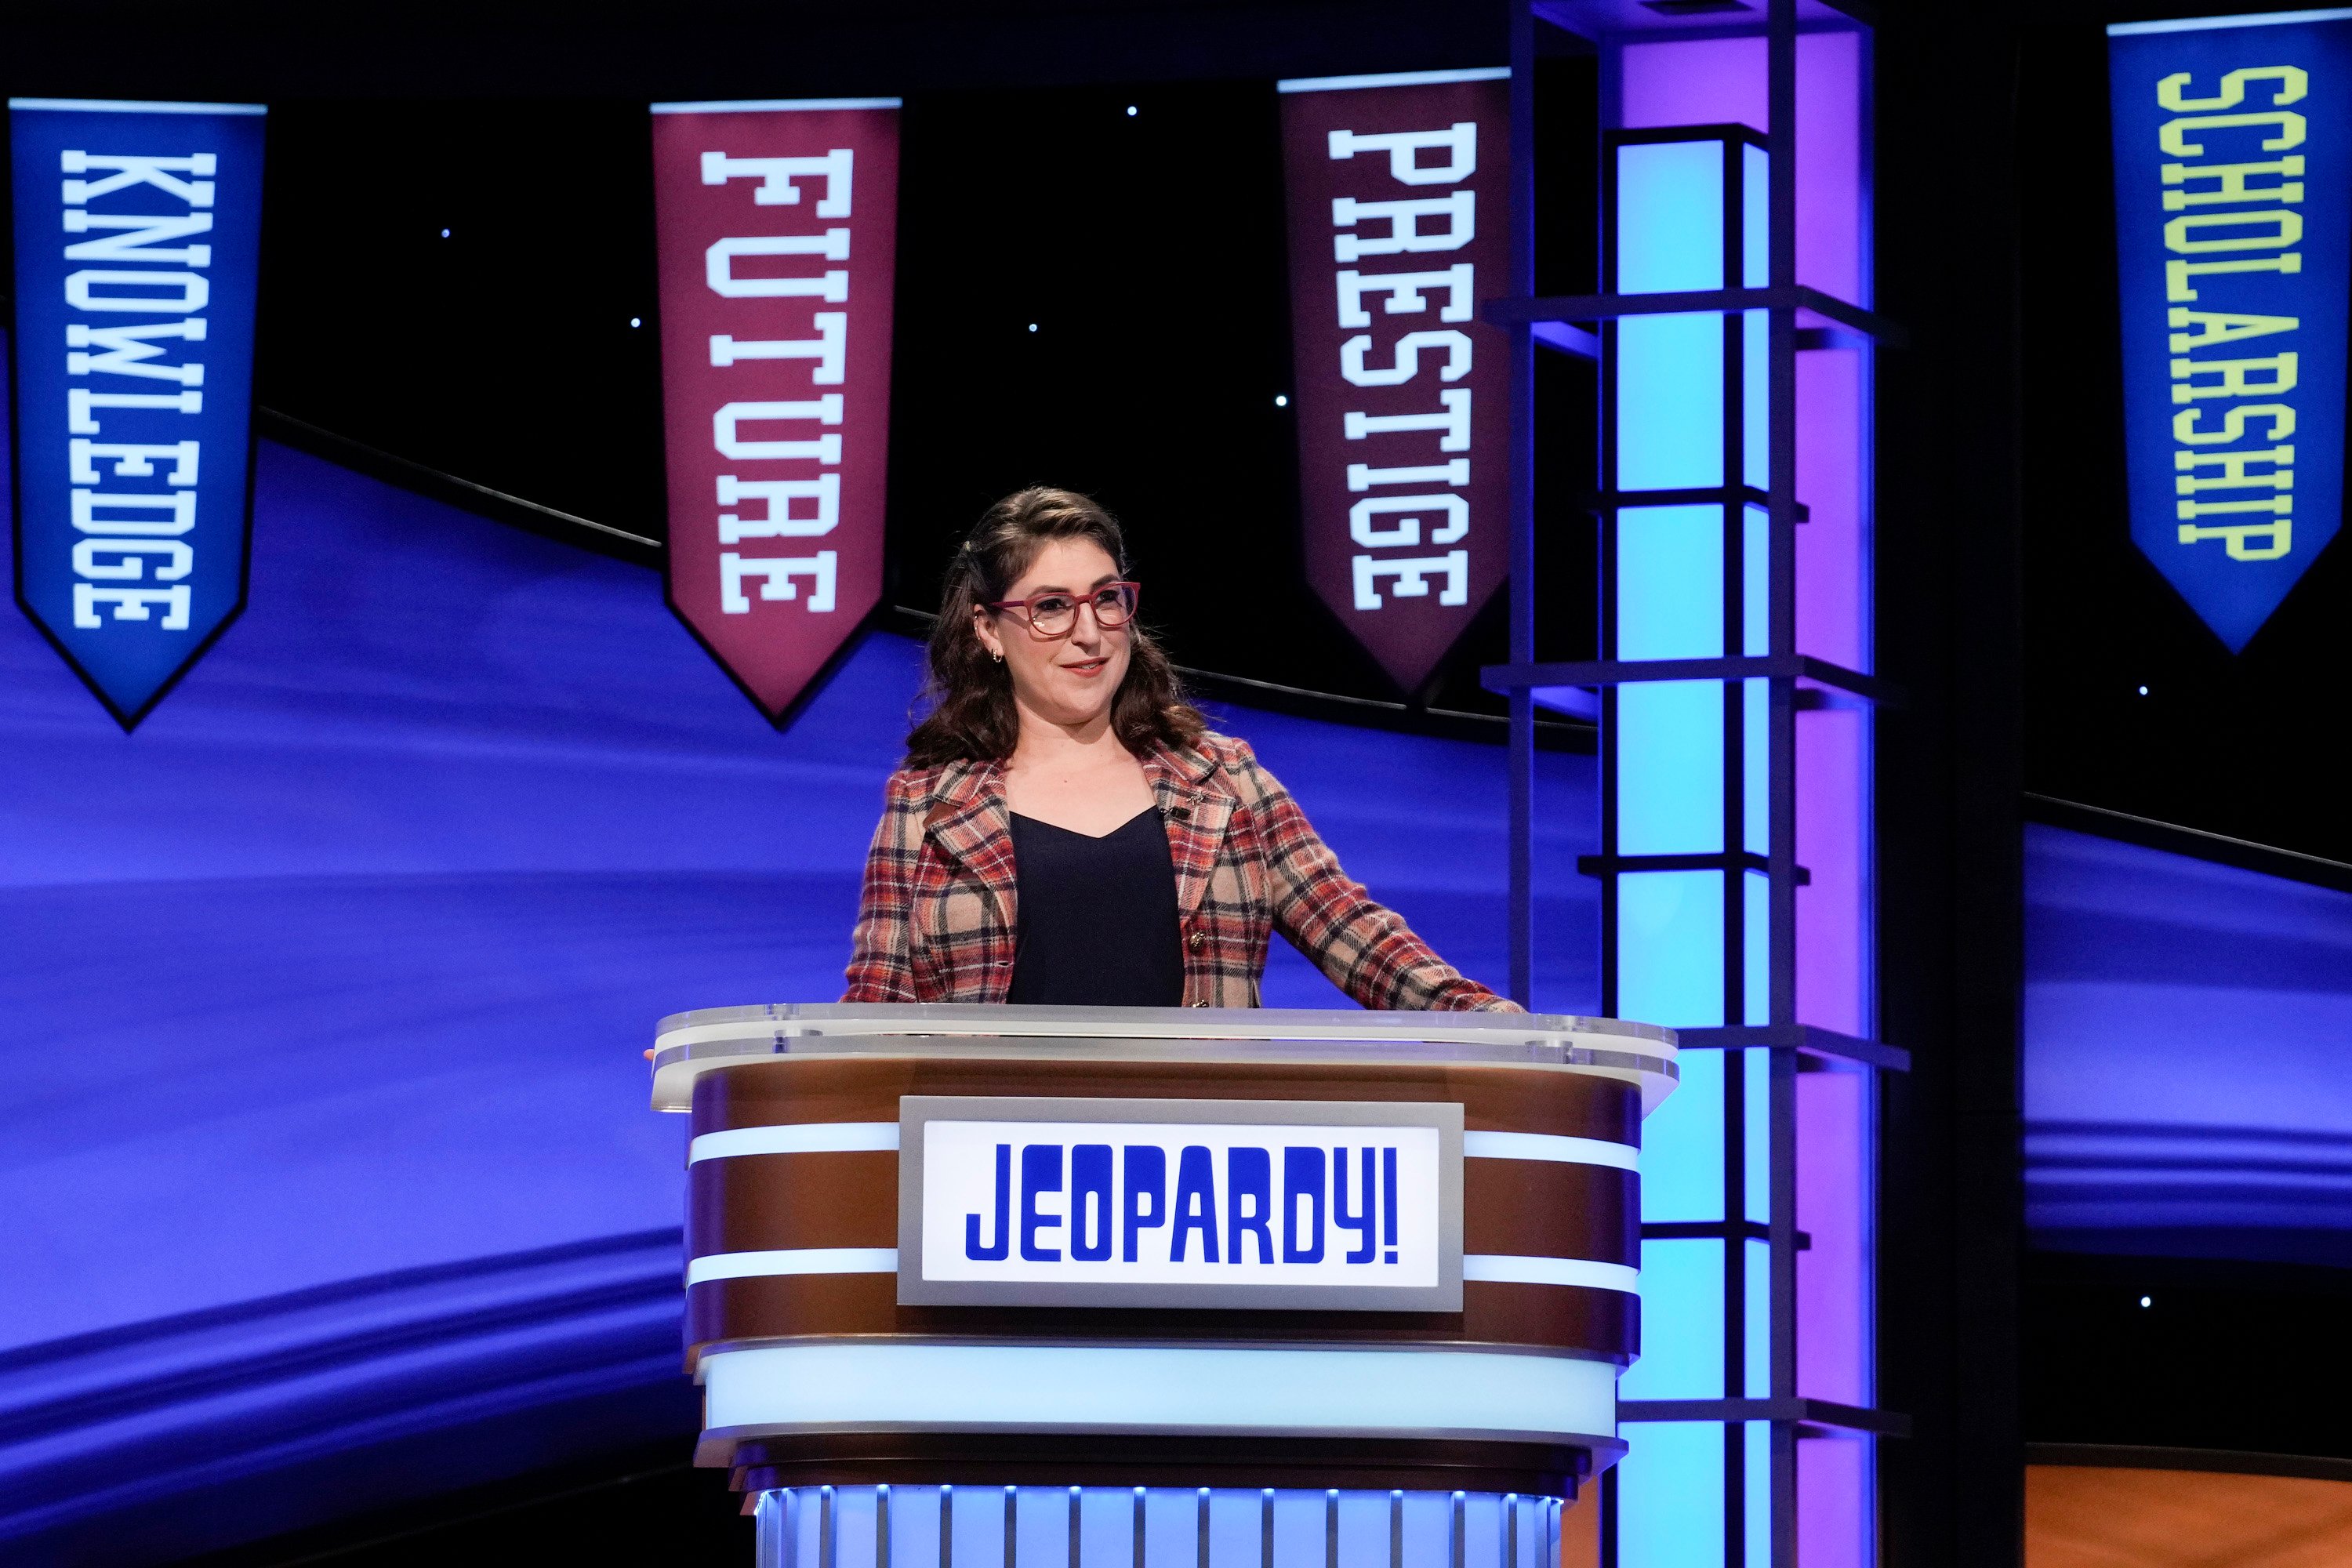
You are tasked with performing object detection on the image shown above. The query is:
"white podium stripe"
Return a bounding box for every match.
[1463,1254,1640,1294]
[701,1341,1617,1440]
[1463,1131,1639,1172]
[689,1122,900,1163]
[688,1247,898,1286]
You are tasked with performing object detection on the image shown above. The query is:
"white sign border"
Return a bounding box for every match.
[896,1095,1464,1312]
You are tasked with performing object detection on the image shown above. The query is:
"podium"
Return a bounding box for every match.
[650,1004,1679,1568]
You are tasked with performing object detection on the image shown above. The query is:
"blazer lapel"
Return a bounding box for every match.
[924,760,1018,926]
[1145,744,1235,918]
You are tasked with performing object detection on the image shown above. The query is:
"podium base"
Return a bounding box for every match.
[753,1484,1572,1568]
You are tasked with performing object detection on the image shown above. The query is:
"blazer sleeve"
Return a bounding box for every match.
[841,770,924,1004]
[1224,741,1523,1013]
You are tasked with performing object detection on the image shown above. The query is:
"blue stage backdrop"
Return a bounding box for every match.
[2024,823,2352,1266]
[0,424,1597,1564]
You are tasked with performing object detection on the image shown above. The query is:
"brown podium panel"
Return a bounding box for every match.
[652,1005,1677,1508]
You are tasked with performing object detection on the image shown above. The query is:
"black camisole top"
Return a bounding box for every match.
[1005,806,1186,1007]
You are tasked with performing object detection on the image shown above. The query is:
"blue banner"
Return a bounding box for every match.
[2110,13,2352,652]
[10,98,266,726]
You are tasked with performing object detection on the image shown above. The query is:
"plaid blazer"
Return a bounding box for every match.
[842,733,1517,1011]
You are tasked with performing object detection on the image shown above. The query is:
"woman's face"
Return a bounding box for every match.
[973,538,1131,733]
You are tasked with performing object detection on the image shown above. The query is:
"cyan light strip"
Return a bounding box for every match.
[700,1342,1619,1439]
[689,1121,900,1163]
[1464,1130,1641,1171]
[1461,1255,1642,1293]
[687,1247,898,1285]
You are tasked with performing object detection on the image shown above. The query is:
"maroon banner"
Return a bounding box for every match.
[651,99,899,722]
[1278,69,1512,695]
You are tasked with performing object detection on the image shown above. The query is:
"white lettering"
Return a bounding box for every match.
[71,539,194,580]
[71,488,196,536]
[1352,551,1470,609]
[1337,266,1475,328]
[70,440,201,485]
[72,583,191,630]
[67,389,202,435]
[714,397,844,462]
[1348,459,1468,491]
[1341,329,1472,387]
[1345,388,1472,451]
[701,149,854,216]
[61,211,214,267]
[67,320,208,385]
[1332,191,1475,262]
[1350,494,1468,548]
[710,312,847,383]
[706,233,851,299]
[64,270,209,314]
[718,474,840,541]
[60,151,216,208]
[720,550,838,613]
[1327,122,1476,185]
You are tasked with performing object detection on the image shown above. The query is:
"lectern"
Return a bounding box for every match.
[649,1004,1679,1568]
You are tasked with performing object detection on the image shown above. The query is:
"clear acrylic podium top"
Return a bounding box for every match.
[649,1002,1680,1116]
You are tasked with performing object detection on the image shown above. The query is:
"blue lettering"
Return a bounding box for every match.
[1334,1146,1376,1263]
[1070,1143,1113,1261]
[1171,1145,1220,1263]
[965,1143,1011,1261]
[1382,1145,1399,1262]
[1019,1143,1063,1261]
[1123,1145,1167,1261]
[1282,1145,1327,1263]
[1227,1145,1274,1265]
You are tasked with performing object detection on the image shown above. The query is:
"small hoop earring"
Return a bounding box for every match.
[991,649,1004,664]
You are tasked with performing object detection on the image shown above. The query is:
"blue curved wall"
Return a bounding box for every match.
[0,441,1596,1564]
[2024,823,2352,1266]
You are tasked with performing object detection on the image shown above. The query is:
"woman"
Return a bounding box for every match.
[843,486,1516,1012]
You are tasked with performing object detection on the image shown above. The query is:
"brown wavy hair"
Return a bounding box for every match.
[905,487,1207,766]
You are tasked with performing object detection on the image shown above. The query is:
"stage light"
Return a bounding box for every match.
[1028,322,1038,332]
[440,227,450,238]
[1275,394,1289,408]
[2137,685,2148,695]
[2140,1295,2152,1308]
[1127,105,1138,116]
[630,317,642,328]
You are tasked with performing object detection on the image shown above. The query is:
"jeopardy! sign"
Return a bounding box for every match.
[9,98,266,728]
[2110,14,2352,652]
[897,1097,1464,1311]
[649,98,899,724]
[1279,68,1512,695]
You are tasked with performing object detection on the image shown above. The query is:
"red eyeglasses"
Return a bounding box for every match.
[986,581,1141,638]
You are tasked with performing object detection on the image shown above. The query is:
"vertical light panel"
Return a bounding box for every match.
[1599,17,1877,1568]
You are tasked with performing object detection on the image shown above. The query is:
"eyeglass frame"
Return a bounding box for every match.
[983,580,1142,638]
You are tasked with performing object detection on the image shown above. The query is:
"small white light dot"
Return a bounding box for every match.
[440,227,451,238]
[1126,105,1138,117]
[2137,685,2149,695]
[629,317,642,328]
[2139,1295,2152,1308]
[1275,394,1289,408]
[1028,322,1038,332]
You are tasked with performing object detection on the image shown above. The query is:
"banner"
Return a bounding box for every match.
[2110,14,2351,652]
[1278,67,1512,695]
[10,97,267,728]
[650,97,898,723]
